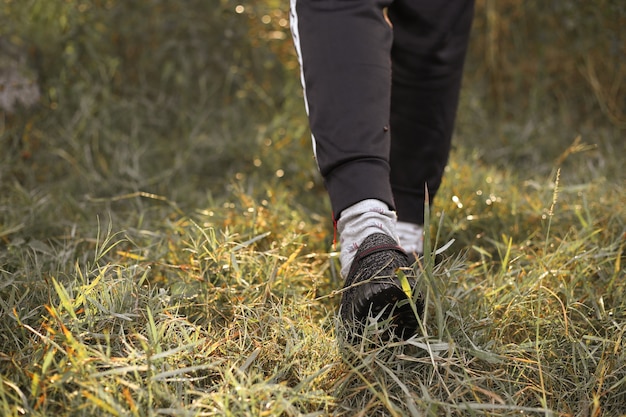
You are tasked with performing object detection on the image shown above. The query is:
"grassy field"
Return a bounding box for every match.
[1,1,625,416]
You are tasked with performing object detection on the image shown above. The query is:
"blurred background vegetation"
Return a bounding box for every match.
[460,0,624,176]
[0,0,624,240]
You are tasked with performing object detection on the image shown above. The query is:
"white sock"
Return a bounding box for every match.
[396,221,424,256]
[337,199,399,278]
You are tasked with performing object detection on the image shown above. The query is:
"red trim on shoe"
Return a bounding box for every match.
[332,212,337,249]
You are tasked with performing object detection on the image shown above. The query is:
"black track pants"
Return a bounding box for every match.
[290,0,474,224]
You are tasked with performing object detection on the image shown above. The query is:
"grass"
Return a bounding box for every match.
[1,137,623,416]
[1,1,625,416]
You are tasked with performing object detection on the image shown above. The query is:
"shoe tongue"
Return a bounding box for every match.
[346,233,408,282]
[356,233,405,259]
[356,243,404,262]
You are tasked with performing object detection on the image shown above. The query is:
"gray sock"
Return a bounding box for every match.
[337,199,399,278]
[397,221,424,256]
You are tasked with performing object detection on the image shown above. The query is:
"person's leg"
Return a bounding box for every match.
[388,0,474,253]
[290,0,394,219]
[290,0,399,276]
[290,0,421,338]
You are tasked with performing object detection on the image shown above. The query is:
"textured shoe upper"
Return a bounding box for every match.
[340,233,414,325]
[344,233,410,288]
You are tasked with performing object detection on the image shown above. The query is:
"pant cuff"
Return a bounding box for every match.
[325,158,395,220]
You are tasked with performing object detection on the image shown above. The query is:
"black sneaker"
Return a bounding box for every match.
[340,233,424,339]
